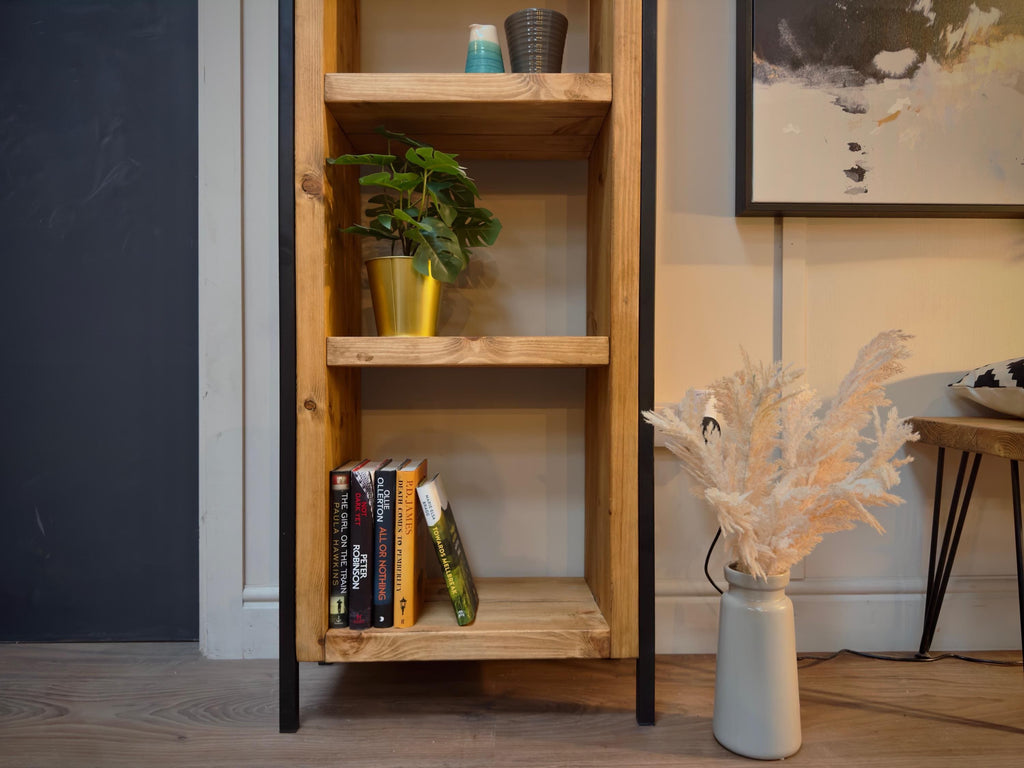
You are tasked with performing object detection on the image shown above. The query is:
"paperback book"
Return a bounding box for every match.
[416,472,479,626]
[393,458,427,628]
[328,459,366,628]
[373,461,399,628]
[349,459,389,630]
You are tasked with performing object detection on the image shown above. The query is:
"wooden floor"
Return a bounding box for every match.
[0,644,1021,767]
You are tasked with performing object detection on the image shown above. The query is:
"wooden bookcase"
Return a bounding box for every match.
[283,0,646,728]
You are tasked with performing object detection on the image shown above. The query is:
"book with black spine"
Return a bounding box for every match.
[328,459,367,628]
[349,459,389,630]
[372,460,401,628]
[416,472,479,626]
[394,458,428,628]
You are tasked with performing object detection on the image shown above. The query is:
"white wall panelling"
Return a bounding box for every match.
[199,0,279,659]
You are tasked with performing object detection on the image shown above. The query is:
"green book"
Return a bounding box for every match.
[416,472,479,626]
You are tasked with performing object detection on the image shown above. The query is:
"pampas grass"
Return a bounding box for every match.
[644,330,919,580]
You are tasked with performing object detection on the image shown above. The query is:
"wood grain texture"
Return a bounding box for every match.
[325,72,611,105]
[293,0,362,663]
[585,0,642,659]
[324,578,610,662]
[340,131,604,160]
[1,644,1021,767]
[326,336,610,367]
[325,73,611,158]
[910,417,1024,460]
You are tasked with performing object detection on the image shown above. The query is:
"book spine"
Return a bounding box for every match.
[348,466,375,630]
[394,459,427,628]
[417,475,479,626]
[372,466,397,628]
[328,468,352,628]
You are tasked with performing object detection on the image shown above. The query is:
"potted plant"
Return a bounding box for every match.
[327,128,502,336]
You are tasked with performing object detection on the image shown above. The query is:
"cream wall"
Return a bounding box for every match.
[655,0,1024,653]
[198,1,1022,658]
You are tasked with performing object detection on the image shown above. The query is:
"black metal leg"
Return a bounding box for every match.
[919,451,983,656]
[635,0,657,727]
[280,656,299,733]
[920,446,945,647]
[1011,459,1023,669]
[278,0,298,733]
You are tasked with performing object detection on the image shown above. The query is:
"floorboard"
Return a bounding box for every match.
[0,643,1020,767]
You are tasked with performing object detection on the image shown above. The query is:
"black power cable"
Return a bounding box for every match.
[702,528,1022,667]
[703,527,723,595]
[797,648,1022,666]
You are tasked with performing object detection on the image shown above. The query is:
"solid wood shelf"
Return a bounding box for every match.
[324,73,612,159]
[326,335,610,367]
[324,578,611,662]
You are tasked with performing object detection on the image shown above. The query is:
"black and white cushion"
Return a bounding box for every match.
[949,357,1024,418]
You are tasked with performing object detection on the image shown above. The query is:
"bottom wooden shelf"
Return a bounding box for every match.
[324,577,611,662]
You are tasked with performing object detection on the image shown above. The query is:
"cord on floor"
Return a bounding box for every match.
[797,648,1023,666]
[703,528,1022,668]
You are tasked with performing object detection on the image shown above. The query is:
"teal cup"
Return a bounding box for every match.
[465,24,505,73]
[466,40,504,72]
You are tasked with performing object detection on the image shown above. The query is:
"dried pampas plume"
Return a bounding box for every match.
[643,330,919,580]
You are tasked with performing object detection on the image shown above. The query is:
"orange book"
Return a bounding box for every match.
[393,459,427,627]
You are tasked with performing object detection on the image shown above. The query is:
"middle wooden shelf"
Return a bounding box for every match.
[326,336,610,367]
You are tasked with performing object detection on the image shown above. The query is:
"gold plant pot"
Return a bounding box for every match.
[365,255,442,336]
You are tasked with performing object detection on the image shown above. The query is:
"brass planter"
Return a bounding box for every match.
[365,255,442,336]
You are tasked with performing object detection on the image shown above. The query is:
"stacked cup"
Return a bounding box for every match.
[504,8,568,73]
[465,24,505,73]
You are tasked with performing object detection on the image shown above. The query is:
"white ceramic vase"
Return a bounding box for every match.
[712,563,801,760]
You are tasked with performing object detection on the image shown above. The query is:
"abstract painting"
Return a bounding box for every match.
[737,0,1024,215]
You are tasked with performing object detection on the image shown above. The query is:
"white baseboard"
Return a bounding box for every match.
[656,576,1022,654]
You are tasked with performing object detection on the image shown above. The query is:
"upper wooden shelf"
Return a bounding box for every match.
[324,578,611,662]
[324,73,612,159]
[327,335,610,367]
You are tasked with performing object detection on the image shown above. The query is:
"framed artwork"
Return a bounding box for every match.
[737,0,1024,216]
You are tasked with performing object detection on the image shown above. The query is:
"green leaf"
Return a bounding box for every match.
[436,203,457,228]
[449,208,501,248]
[358,171,394,186]
[435,181,477,207]
[340,223,397,241]
[358,171,422,191]
[405,147,465,176]
[426,179,454,196]
[387,172,422,191]
[455,176,480,199]
[392,208,426,229]
[407,217,467,283]
[373,127,426,148]
[327,153,397,166]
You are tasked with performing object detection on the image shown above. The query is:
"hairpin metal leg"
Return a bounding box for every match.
[919,450,983,656]
[1011,459,1023,668]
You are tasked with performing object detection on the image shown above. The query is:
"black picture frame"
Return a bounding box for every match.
[736,0,1024,217]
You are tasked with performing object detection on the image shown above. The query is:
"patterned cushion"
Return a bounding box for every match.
[949,357,1024,418]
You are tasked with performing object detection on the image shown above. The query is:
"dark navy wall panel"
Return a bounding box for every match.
[0,0,199,640]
